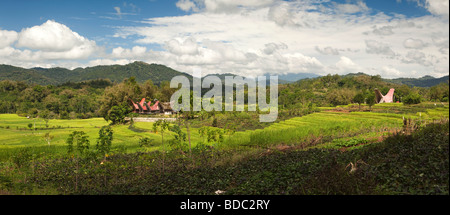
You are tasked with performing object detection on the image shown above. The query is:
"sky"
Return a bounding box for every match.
[0,0,448,78]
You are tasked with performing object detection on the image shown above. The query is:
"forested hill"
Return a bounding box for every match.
[384,75,449,88]
[327,72,449,88]
[0,62,448,88]
[0,61,192,85]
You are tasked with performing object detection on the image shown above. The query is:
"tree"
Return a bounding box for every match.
[43,94,61,114]
[353,93,365,110]
[429,83,449,102]
[198,126,225,144]
[40,109,51,128]
[174,112,194,165]
[43,132,54,146]
[105,104,129,125]
[366,93,376,111]
[66,131,90,156]
[169,124,187,152]
[403,93,422,105]
[142,79,157,99]
[96,126,114,157]
[395,84,411,102]
[98,77,141,119]
[153,119,171,175]
[326,89,356,106]
[212,118,218,127]
[28,108,38,131]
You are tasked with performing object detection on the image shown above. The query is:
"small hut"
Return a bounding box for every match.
[160,102,174,115]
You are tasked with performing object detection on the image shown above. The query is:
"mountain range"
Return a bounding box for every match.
[0,61,191,85]
[385,75,449,88]
[0,62,448,88]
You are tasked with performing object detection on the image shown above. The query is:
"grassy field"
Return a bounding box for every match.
[222,102,448,149]
[0,115,154,161]
[0,102,448,194]
[0,102,448,161]
[0,114,222,161]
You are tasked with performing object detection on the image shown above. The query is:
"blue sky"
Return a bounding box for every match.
[0,0,182,47]
[0,0,448,78]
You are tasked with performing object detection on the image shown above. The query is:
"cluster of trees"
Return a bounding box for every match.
[0,79,104,119]
[0,77,177,122]
[0,73,448,123]
[99,77,177,124]
[278,74,449,109]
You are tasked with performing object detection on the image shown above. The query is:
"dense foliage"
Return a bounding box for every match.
[0,77,177,121]
[278,73,449,109]
[1,72,448,127]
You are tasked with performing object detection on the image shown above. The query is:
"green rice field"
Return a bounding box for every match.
[0,103,448,162]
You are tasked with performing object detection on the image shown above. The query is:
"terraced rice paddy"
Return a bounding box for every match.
[0,103,448,161]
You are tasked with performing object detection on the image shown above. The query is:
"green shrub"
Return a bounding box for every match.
[105,105,129,125]
[403,93,422,105]
[11,147,33,168]
[96,126,113,156]
[332,137,368,148]
[66,131,90,155]
[139,137,153,148]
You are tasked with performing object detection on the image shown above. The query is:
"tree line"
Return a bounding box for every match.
[0,74,448,122]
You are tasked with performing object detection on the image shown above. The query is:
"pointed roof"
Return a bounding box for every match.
[150,100,160,111]
[138,98,151,111]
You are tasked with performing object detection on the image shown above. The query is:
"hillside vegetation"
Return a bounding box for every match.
[0,62,192,85]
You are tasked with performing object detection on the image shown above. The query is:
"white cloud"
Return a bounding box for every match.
[1,1,448,78]
[403,38,426,49]
[372,25,395,36]
[268,2,295,26]
[113,2,448,78]
[0,30,18,48]
[0,20,100,68]
[380,66,402,78]
[263,43,288,55]
[176,0,200,12]
[111,46,147,58]
[333,1,369,14]
[176,0,275,13]
[335,56,360,73]
[114,7,122,18]
[432,33,449,48]
[88,58,132,67]
[315,46,340,55]
[402,50,434,66]
[165,37,200,55]
[425,0,449,16]
[365,40,397,57]
[16,20,98,57]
